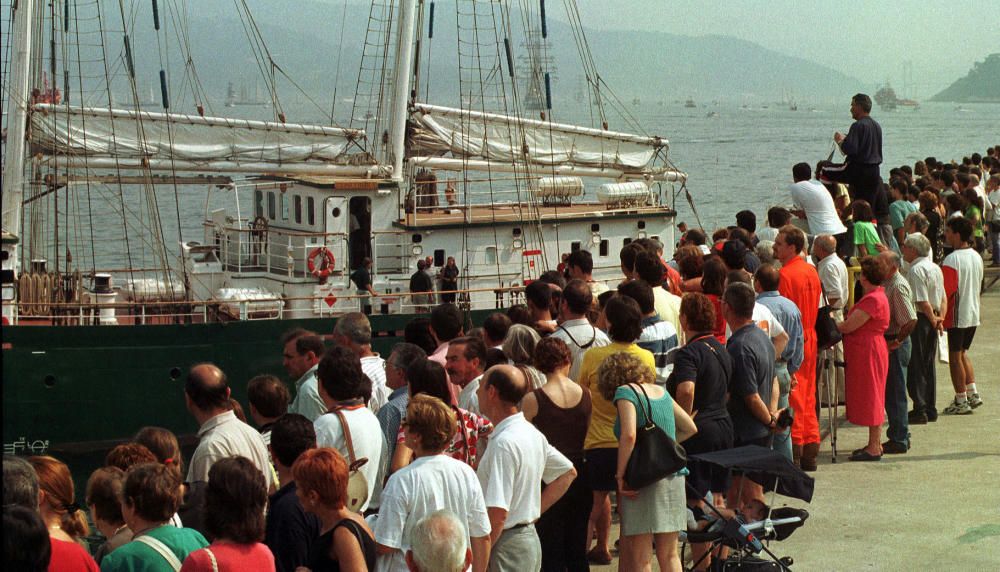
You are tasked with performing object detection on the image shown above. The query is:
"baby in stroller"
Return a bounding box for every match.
[681,446,814,571]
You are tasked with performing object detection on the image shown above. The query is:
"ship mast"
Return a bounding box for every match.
[389,0,418,181]
[1,0,35,247]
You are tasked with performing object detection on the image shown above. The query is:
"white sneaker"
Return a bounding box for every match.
[943,399,973,415]
[968,393,983,409]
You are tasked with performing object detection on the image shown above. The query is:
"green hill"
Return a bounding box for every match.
[930,54,1000,103]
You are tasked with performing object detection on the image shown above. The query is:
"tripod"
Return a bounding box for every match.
[817,346,845,462]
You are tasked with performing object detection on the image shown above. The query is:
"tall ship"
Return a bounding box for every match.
[2,0,687,467]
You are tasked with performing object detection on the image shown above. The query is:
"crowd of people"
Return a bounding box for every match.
[3,94,995,571]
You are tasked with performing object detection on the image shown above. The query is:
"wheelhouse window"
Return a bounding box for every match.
[307,197,315,226]
[294,195,302,224]
[254,190,264,218]
[599,239,609,257]
[267,192,276,220]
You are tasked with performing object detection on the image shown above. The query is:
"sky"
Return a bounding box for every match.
[558,0,1000,98]
[317,0,1000,100]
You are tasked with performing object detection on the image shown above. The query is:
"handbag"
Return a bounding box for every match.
[815,287,843,351]
[333,409,370,512]
[623,383,687,490]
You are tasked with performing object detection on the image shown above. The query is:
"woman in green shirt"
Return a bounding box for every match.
[101,464,208,572]
[962,188,985,252]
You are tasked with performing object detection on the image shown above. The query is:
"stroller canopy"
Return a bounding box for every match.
[690,445,815,503]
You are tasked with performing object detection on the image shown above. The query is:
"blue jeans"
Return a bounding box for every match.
[885,337,911,446]
[771,363,793,461]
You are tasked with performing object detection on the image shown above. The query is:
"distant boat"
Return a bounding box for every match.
[632,97,640,106]
[874,83,919,111]
[789,101,798,111]
[706,111,719,118]
[225,80,270,108]
[685,97,696,108]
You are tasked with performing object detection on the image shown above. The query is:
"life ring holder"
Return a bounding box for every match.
[307,247,336,278]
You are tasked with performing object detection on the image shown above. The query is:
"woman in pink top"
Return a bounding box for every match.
[181,457,275,571]
[837,256,891,462]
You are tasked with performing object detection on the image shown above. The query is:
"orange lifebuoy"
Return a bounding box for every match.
[307,247,336,278]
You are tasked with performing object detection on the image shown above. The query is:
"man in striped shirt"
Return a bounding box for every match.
[878,251,917,454]
[617,279,678,387]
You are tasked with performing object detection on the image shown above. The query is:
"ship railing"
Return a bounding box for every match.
[207,222,348,278]
[403,173,671,226]
[3,284,530,325]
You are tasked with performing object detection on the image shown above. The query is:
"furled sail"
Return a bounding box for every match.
[29,104,386,176]
[408,102,685,181]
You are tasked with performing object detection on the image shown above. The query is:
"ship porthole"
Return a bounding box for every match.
[43,375,56,388]
[169,367,182,380]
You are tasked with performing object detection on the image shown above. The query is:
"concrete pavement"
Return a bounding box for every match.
[590,284,1000,571]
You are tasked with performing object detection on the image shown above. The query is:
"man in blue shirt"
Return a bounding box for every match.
[754,264,804,462]
[375,343,427,462]
[723,281,778,508]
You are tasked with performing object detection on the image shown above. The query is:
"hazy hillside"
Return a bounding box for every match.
[119,1,865,114]
[930,54,1000,103]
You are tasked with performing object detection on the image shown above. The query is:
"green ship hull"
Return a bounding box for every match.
[2,310,492,485]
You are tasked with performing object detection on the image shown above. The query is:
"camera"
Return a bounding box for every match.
[776,407,795,430]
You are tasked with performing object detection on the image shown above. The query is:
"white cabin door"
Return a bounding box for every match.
[324,197,348,273]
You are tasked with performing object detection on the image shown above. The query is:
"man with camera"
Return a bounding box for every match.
[753,265,805,462]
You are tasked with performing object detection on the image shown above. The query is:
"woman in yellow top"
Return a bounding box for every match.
[577,294,656,564]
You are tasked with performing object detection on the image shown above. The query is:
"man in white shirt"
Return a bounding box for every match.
[334,312,390,412]
[812,235,848,405]
[940,217,984,415]
[476,365,577,571]
[283,329,327,422]
[788,162,848,240]
[185,364,274,490]
[314,345,387,512]
[445,336,487,414]
[375,395,491,572]
[550,280,610,382]
[902,233,946,424]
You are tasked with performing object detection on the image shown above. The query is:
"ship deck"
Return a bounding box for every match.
[395,202,675,229]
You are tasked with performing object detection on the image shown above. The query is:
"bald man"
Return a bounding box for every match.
[185,363,273,489]
[812,235,848,410]
[476,365,577,571]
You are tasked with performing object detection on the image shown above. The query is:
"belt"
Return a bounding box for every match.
[506,522,534,531]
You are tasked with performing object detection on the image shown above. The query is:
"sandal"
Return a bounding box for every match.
[849,449,882,462]
[587,548,613,565]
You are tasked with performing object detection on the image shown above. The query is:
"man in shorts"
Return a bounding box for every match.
[940,217,984,415]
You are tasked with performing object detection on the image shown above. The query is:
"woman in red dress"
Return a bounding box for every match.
[837,256,891,461]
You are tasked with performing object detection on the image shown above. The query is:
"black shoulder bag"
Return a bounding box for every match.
[815,286,843,351]
[623,384,687,490]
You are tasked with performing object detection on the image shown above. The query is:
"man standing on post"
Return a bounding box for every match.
[940,217,984,415]
[878,251,917,454]
[902,233,945,424]
[283,329,326,422]
[773,226,822,471]
[824,94,893,249]
[476,365,577,571]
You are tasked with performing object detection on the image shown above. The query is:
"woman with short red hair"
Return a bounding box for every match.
[293,448,376,571]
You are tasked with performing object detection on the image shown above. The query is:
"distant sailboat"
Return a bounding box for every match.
[685,97,696,108]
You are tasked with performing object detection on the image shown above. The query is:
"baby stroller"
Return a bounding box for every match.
[681,445,814,571]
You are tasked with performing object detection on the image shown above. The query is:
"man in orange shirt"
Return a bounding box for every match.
[773,226,822,471]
